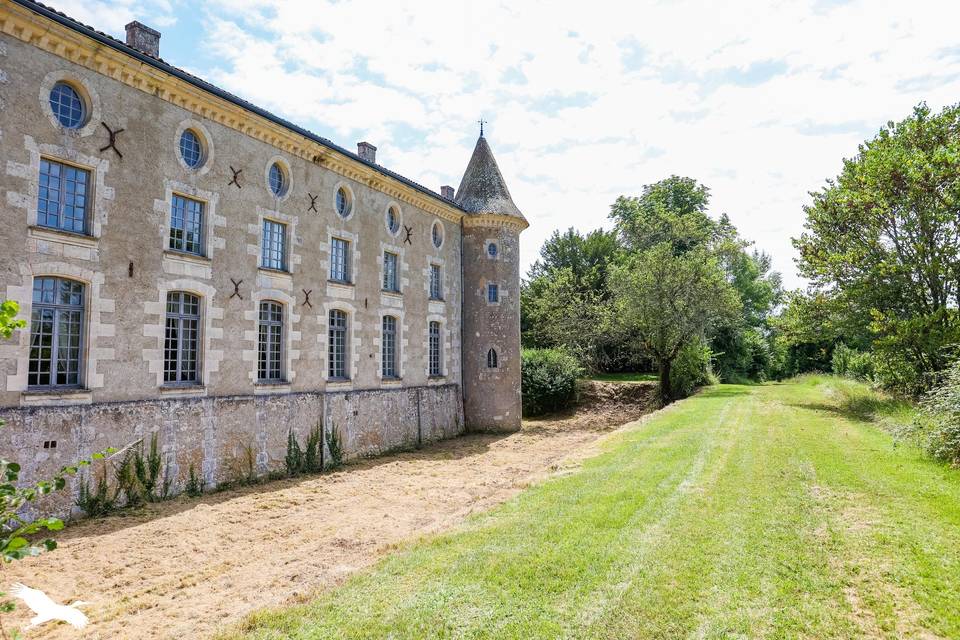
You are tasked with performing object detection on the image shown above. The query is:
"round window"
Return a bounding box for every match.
[49,82,85,129]
[487,242,498,258]
[336,187,351,217]
[179,129,204,169]
[432,222,443,248]
[269,162,286,196]
[386,206,400,234]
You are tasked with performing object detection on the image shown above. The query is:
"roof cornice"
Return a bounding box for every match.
[2,0,466,223]
[461,213,529,232]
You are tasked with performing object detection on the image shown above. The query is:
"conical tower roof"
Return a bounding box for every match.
[455,135,526,223]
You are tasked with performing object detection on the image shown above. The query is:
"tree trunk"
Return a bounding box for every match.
[658,359,672,406]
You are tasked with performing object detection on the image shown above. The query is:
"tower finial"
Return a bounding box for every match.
[478,118,487,137]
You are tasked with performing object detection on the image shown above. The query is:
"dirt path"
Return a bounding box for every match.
[3,382,654,639]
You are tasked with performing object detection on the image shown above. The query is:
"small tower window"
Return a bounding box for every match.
[487,242,498,258]
[49,82,85,129]
[179,129,204,169]
[487,348,498,369]
[431,221,444,248]
[487,283,499,303]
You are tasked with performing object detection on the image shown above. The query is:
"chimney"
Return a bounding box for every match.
[125,21,161,58]
[357,141,377,163]
[440,185,455,200]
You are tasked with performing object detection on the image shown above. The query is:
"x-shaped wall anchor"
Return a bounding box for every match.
[99,122,124,158]
[403,225,413,245]
[229,278,244,300]
[302,288,313,308]
[307,193,318,213]
[228,166,243,189]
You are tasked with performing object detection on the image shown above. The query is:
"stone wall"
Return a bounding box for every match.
[0,384,463,518]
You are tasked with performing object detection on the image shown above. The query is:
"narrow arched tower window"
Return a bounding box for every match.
[487,348,498,369]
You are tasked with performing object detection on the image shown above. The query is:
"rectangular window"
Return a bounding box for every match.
[383,252,399,292]
[169,195,204,255]
[429,321,442,377]
[328,309,348,379]
[164,291,201,384]
[330,237,350,283]
[38,158,90,234]
[429,264,443,300]
[488,283,499,303]
[261,220,287,271]
[28,277,84,388]
[382,315,398,378]
[258,301,284,381]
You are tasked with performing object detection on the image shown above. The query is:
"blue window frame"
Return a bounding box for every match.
[38,158,89,234]
[383,252,399,292]
[487,283,499,303]
[330,237,350,283]
[29,277,84,388]
[49,83,84,129]
[261,219,287,271]
[269,163,286,196]
[179,130,203,168]
[169,194,204,255]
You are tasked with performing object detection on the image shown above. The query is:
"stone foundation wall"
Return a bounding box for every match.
[0,384,463,518]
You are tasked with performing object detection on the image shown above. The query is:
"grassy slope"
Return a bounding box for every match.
[223,377,960,639]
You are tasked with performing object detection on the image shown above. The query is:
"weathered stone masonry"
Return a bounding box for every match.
[0,0,527,514]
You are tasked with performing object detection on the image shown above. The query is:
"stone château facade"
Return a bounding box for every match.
[0,0,527,513]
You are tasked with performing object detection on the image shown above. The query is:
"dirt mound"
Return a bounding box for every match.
[523,380,659,433]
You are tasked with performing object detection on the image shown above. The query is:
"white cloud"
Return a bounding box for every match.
[61,0,960,286]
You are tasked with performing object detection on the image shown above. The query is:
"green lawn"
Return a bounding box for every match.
[588,371,658,383]
[223,376,960,639]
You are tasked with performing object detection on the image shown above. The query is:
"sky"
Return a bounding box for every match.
[53,0,960,288]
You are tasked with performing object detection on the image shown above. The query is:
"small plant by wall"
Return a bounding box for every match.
[327,423,344,469]
[286,424,329,476]
[185,463,204,498]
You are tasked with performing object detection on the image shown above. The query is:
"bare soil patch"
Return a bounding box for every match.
[3,381,655,639]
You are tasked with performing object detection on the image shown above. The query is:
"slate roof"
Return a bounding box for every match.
[455,135,525,223]
[12,0,463,210]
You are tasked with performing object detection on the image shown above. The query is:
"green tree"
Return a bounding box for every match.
[609,176,714,254]
[795,103,960,393]
[611,243,740,403]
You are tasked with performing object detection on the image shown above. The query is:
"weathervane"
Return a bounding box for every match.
[478,118,487,136]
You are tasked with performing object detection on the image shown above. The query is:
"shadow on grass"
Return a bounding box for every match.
[790,391,912,424]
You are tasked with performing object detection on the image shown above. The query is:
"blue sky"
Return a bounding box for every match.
[54,0,960,287]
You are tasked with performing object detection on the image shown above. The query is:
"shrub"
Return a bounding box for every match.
[285,429,303,477]
[76,467,114,517]
[521,348,583,417]
[904,359,960,465]
[185,463,204,498]
[832,343,876,382]
[326,424,344,469]
[669,338,716,400]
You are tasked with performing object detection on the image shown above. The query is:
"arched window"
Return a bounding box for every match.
[164,291,201,384]
[487,242,498,258]
[179,129,204,168]
[382,315,398,378]
[328,309,348,379]
[487,348,498,369]
[49,82,85,129]
[429,321,442,377]
[258,301,284,382]
[29,277,84,388]
[431,221,444,248]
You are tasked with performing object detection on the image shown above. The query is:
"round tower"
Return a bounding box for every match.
[456,134,528,432]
